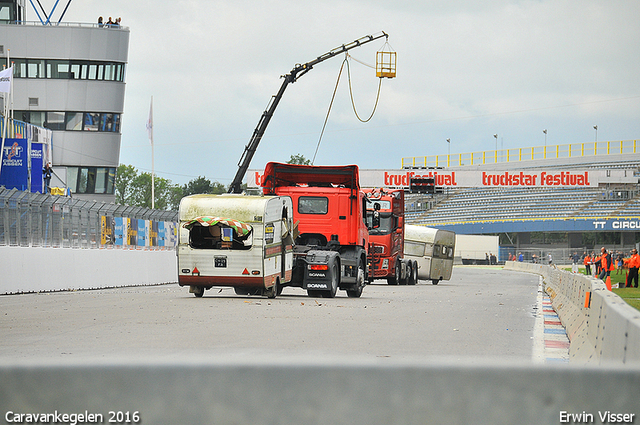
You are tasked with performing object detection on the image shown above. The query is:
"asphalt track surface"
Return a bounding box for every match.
[0,266,540,362]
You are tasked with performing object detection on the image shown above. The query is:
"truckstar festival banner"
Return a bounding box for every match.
[248,168,634,189]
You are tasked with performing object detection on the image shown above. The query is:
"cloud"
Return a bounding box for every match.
[54,0,640,185]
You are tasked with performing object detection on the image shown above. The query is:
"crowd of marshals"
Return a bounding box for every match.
[582,247,640,288]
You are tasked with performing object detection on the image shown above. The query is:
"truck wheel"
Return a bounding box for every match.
[191,286,204,298]
[323,262,338,298]
[432,279,439,285]
[347,264,365,298]
[401,262,411,285]
[387,261,400,285]
[408,261,418,285]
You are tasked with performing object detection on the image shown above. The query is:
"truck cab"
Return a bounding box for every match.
[262,162,369,298]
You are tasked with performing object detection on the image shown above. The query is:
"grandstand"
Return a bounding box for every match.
[402,141,640,261]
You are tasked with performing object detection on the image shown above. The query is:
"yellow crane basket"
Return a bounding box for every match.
[376,43,396,78]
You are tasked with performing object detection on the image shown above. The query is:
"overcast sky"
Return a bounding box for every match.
[54,0,640,186]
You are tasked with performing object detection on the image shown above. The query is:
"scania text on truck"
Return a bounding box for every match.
[261,162,369,298]
[364,188,418,285]
[177,194,294,298]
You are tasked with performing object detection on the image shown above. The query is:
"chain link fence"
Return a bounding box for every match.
[0,188,178,249]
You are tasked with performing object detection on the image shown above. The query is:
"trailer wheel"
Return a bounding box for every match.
[191,286,204,298]
[432,279,439,285]
[346,264,365,298]
[265,279,279,299]
[387,261,400,285]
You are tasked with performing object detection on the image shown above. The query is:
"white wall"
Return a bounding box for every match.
[0,246,177,294]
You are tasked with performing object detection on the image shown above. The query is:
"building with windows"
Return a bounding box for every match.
[0,0,129,202]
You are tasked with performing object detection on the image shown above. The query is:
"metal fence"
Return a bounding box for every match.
[401,139,639,168]
[0,187,178,249]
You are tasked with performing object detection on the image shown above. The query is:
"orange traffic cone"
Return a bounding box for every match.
[605,275,612,291]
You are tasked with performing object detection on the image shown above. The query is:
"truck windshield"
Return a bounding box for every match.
[366,212,394,235]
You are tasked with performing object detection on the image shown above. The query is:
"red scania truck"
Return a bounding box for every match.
[363,188,418,285]
[261,162,370,298]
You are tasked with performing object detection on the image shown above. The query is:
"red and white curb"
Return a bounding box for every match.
[533,277,570,363]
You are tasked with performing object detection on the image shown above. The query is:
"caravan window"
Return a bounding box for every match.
[189,224,252,250]
[405,241,426,257]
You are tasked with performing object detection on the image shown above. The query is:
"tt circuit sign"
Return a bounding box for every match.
[593,220,640,231]
[247,168,634,189]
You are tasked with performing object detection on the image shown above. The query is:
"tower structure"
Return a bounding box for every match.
[0,0,129,202]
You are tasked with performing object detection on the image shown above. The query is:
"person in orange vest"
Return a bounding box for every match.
[583,253,592,276]
[624,248,640,288]
[594,252,601,276]
[599,247,614,281]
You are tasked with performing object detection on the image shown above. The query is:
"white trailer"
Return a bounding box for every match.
[454,234,500,265]
[177,194,294,298]
[404,225,456,285]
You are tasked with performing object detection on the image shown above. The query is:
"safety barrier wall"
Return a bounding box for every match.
[0,246,178,294]
[505,261,640,365]
[0,358,639,425]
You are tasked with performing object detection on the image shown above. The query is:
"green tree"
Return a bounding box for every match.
[287,153,311,165]
[182,176,227,197]
[115,164,139,206]
[115,164,182,210]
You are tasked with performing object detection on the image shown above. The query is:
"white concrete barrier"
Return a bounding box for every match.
[505,261,640,365]
[0,246,177,294]
[0,358,639,425]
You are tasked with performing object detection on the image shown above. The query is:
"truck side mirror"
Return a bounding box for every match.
[372,211,380,229]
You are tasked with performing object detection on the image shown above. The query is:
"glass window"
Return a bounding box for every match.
[95,168,108,194]
[46,112,65,130]
[84,113,100,131]
[405,241,426,257]
[67,167,78,194]
[116,64,123,82]
[104,63,115,81]
[96,64,104,80]
[88,64,97,80]
[298,196,328,214]
[48,60,70,78]
[0,3,13,22]
[29,111,45,127]
[65,112,83,131]
[27,59,45,78]
[70,62,82,79]
[101,113,114,131]
[12,58,27,78]
[106,168,116,194]
[113,114,121,133]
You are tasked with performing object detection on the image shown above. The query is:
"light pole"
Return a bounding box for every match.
[446,138,450,156]
[543,129,547,146]
[593,125,598,142]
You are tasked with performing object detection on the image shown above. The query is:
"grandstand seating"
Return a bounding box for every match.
[407,186,640,226]
[403,148,640,228]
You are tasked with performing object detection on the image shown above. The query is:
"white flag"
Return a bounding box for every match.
[0,66,12,94]
[146,96,153,144]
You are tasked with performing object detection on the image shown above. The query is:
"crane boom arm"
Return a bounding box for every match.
[228,31,388,193]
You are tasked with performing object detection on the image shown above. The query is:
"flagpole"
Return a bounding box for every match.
[149,96,155,209]
[0,53,12,180]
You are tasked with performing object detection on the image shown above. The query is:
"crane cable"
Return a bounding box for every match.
[312,53,383,164]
